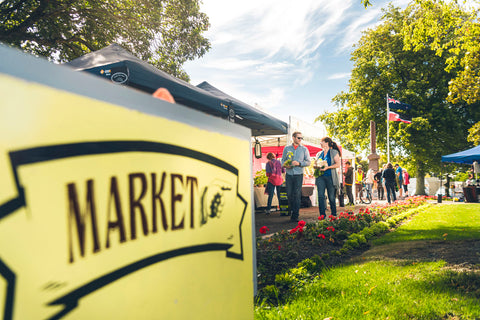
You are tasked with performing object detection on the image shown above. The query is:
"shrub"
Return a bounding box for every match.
[257,285,279,305]
[365,221,389,237]
[344,233,367,250]
[255,197,430,305]
[335,229,349,240]
[298,255,326,273]
[331,250,341,256]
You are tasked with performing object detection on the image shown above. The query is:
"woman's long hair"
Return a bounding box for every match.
[322,137,341,157]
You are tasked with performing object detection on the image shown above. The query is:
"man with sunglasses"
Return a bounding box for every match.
[281,131,311,222]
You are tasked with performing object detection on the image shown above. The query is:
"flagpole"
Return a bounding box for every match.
[386,94,390,163]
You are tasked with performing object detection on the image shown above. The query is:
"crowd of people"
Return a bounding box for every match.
[354,163,410,204]
[263,131,412,221]
[381,163,410,203]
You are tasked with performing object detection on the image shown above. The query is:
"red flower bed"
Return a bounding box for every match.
[256,196,428,289]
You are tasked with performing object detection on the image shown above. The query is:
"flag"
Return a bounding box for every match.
[388,111,412,124]
[387,97,412,111]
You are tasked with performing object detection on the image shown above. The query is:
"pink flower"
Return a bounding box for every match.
[318,215,325,220]
[259,226,269,234]
[298,227,304,233]
[327,226,335,232]
[298,220,306,227]
[317,233,326,239]
[289,227,298,234]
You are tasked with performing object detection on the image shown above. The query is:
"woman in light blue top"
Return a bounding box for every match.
[315,137,341,217]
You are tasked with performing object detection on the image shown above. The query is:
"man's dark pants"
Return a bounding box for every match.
[345,184,354,205]
[286,174,303,220]
[377,185,384,200]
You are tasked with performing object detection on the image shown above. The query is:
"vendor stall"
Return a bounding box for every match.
[253,186,279,209]
[442,145,480,202]
[252,117,355,209]
[441,145,480,164]
[66,44,288,136]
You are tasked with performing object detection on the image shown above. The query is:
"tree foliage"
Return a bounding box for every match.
[403,0,480,105]
[402,0,480,147]
[0,0,210,81]
[361,0,373,7]
[317,1,480,194]
[468,121,480,145]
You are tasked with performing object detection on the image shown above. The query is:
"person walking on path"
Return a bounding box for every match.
[282,131,311,222]
[315,137,341,217]
[402,168,410,197]
[344,160,354,205]
[395,164,403,198]
[366,168,375,197]
[265,152,285,214]
[355,166,364,202]
[374,168,384,200]
[383,163,397,203]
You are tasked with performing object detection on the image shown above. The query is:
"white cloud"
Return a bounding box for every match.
[190,0,360,87]
[253,87,286,110]
[255,61,295,76]
[203,0,356,61]
[337,7,383,52]
[200,0,260,30]
[201,57,262,71]
[328,72,351,80]
[210,31,236,45]
[201,80,287,113]
[186,0,420,120]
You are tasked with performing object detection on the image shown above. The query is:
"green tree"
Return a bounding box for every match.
[403,0,480,105]
[317,1,480,195]
[468,121,480,145]
[402,0,480,147]
[0,0,210,81]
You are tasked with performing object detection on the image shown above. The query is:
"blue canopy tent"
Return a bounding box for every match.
[442,145,480,203]
[441,145,480,164]
[66,44,287,136]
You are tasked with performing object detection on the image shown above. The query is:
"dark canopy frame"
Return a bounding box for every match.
[66,44,287,136]
[197,81,288,136]
[441,145,480,165]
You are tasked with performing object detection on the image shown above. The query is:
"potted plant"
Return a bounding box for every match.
[254,169,268,187]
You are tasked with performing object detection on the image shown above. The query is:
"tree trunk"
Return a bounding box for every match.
[415,160,426,195]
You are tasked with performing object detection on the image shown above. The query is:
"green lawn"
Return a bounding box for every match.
[375,203,480,245]
[255,203,480,319]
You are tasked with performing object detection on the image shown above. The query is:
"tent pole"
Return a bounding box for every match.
[277,137,280,158]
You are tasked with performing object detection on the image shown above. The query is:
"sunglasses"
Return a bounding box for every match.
[296,137,303,140]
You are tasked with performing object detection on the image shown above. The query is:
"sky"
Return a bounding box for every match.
[183,0,411,125]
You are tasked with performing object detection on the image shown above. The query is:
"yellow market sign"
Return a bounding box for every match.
[0,54,253,319]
